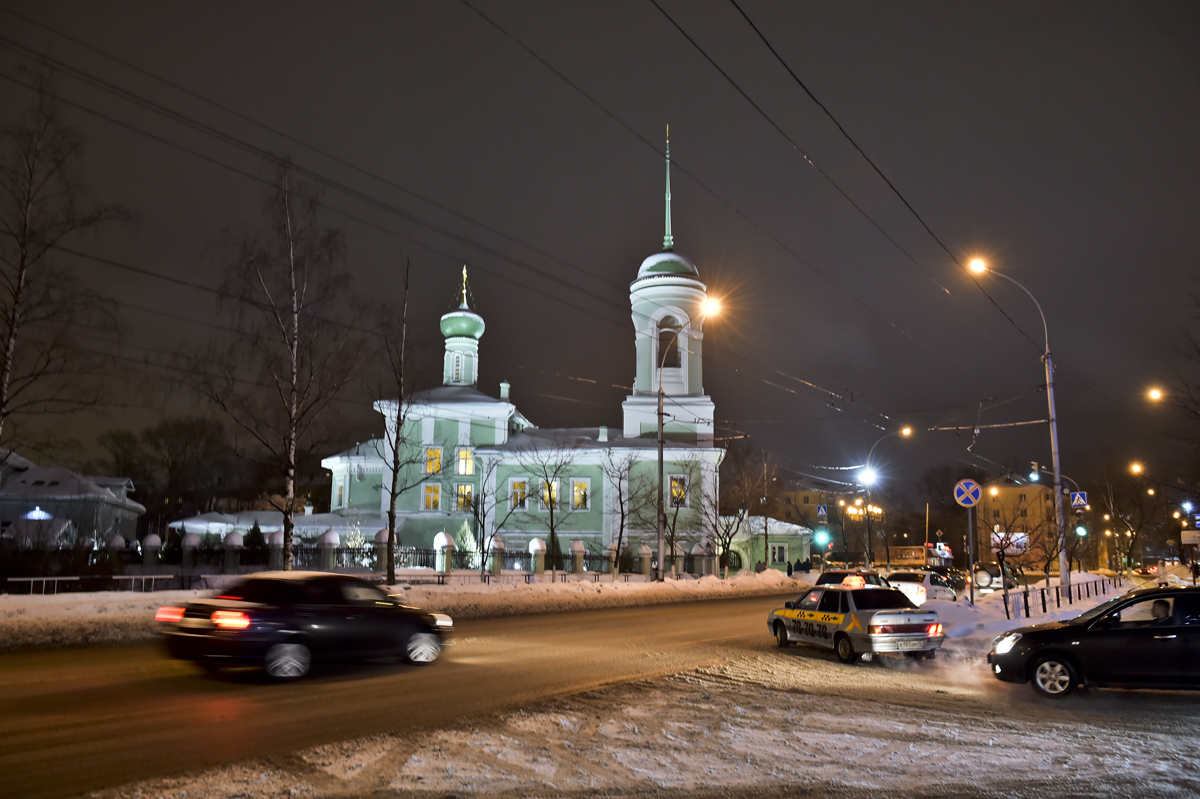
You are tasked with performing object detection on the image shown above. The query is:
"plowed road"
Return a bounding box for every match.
[0,595,793,799]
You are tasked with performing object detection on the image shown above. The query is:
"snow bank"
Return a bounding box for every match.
[0,568,808,651]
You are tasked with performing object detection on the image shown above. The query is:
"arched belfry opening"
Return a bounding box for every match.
[657,316,681,369]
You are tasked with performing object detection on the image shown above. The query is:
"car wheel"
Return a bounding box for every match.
[975,571,993,589]
[405,632,442,664]
[1031,656,1078,698]
[835,634,859,664]
[775,622,791,648]
[264,642,311,680]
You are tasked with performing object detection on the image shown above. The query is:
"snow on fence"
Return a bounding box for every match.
[999,575,1125,620]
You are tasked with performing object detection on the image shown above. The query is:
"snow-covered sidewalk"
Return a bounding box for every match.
[0,568,808,651]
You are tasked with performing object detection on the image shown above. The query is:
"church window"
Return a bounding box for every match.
[423,484,440,511]
[453,354,463,382]
[425,448,442,474]
[540,479,559,511]
[510,479,528,510]
[456,483,473,512]
[669,474,688,508]
[572,479,591,511]
[336,482,344,508]
[457,449,474,475]
[657,316,681,369]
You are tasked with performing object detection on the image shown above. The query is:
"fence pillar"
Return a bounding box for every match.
[605,542,618,575]
[318,529,339,571]
[638,544,653,577]
[182,533,200,571]
[269,531,284,570]
[690,543,709,576]
[142,534,161,567]
[374,530,391,573]
[223,531,244,572]
[570,540,585,574]
[528,537,546,575]
[434,531,455,575]
[490,539,505,576]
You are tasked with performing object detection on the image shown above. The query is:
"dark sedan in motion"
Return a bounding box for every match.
[988,586,1200,697]
[157,571,453,679]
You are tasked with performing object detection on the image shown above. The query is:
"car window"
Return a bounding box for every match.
[217,578,300,604]
[849,589,917,611]
[815,573,841,585]
[866,574,889,586]
[302,578,347,605]
[888,573,922,583]
[797,590,823,611]
[933,574,951,588]
[1176,595,1200,625]
[817,591,842,613]
[340,580,390,605]
[1105,596,1175,628]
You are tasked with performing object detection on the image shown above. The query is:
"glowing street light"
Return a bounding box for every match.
[1147,387,1164,402]
[1130,462,1144,475]
[967,256,1069,586]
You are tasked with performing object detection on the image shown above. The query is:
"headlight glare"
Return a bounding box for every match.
[993,632,1022,655]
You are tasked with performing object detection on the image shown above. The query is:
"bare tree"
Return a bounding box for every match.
[601,450,654,580]
[463,455,524,577]
[193,161,363,569]
[1096,463,1165,578]
[514,436,584,579]
[660,455,704,577]
[700,478,745,578]
[0,68,130,443]
[367,259,434,584]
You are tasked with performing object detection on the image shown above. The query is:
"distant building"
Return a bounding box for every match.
[0,451,145,547]
[978,476,1056,566]
[323,143,725,562]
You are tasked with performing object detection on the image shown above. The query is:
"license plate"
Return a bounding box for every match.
[897,640,923,651]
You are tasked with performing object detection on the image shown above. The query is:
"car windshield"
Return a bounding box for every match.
[850,589,917,610]
[888,573,923,583]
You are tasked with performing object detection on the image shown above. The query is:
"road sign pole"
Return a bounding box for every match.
[967,505,975,605]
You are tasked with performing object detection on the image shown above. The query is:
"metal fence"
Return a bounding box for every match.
[1000,576,1125,620]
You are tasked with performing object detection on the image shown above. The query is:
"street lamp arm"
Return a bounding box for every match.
[992,269,1050,355]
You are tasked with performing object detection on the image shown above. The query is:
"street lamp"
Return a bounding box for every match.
[1147,387,1164,402]
[655,299,720,581]
[857,426,911,565]
[968,257,1070,586]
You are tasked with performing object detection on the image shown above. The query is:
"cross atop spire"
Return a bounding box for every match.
[460,265,469,308]
[663,125,673,252]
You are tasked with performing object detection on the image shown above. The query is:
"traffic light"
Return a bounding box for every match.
[1029,461,1040,482]
[814,529,830,546]
[1074,508,1087,537]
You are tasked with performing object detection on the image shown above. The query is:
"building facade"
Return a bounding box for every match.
[323,148,725,562]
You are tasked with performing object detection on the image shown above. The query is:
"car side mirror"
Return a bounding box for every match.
[784,602,795,610]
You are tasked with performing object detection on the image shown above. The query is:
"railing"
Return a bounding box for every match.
[999,575,1125,620]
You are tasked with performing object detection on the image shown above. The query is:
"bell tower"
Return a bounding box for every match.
[440,267,485,386]
[621,131,715,441]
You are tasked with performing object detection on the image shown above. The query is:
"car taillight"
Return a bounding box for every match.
[155,606,185,623]
[211,610,251,630]
[869,624,892,634]
[927,623,943,637]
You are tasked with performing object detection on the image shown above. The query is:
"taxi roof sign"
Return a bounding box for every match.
[841,574,867,588]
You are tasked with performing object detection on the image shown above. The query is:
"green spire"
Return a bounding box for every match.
[663,125,673,252]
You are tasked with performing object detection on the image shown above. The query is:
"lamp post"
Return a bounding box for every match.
[858,427,911,567]
[968,258,1070,587]
[655,299,720,581]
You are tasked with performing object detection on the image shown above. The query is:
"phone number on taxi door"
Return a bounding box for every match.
[790,620,831,639]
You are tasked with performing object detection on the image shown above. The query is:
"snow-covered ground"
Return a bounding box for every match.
[15,567,1192,799]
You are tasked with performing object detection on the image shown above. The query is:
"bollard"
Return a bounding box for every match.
[433,531,455,575]
[182,532,200,571]
[529,537,546,575]
[318,529,339,571]
[570,540,585,575]
[490,538,505,576]
[142,534,161,567]
[269,531,284,570]
[638,544,652,577]
[375,530,390,573]
[223,531,243,572]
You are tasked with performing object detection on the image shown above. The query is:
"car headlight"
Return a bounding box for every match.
[429,612,453,629]
[992,632,1022,655]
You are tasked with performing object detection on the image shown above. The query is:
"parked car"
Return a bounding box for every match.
[156,571,453,679]
[987,586,1200,697]
[925,565,970,594]
[815,570,891,588]
[769,585,944,663]
[886,570,959,604]
[973,561,1025,593]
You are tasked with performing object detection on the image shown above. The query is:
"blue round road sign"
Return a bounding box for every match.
[954,479,982,508]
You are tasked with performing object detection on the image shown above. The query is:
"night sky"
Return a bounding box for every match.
[3,1,1197,489]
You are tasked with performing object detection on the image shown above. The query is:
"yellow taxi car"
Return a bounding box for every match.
[768,577,944,663]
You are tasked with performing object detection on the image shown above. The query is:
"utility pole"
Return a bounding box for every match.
[761,450,769,571]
